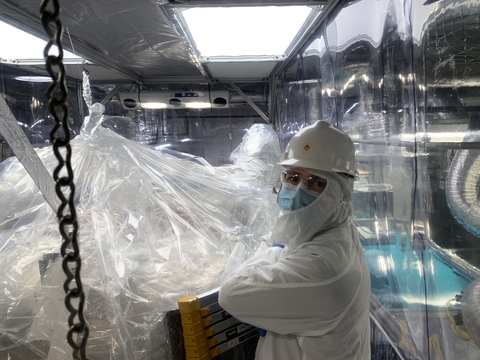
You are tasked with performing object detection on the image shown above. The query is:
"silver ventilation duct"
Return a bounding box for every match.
[445,124,480,237]
[425,0,480,237]
[462,276,480,348]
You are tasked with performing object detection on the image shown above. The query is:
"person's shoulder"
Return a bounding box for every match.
[291,222,355,255]
[314,219,355,238]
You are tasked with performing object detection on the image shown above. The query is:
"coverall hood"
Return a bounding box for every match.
[272,169,354,249]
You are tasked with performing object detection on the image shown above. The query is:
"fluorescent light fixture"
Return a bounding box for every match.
[15,76,52,82]
[0,20,81,60]
[141,102,167,109]
[182,6,312,57]
[185,102,211,109]
[181,138,191,142]
[156,143,171,149]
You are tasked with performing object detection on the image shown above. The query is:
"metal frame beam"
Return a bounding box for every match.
[0,95,58,211]
[270,0,341,79]
[230,83,270,123]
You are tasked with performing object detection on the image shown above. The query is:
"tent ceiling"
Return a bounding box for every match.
[0,0,332,84]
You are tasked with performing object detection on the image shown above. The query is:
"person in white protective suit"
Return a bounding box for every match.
[219,120,371,360]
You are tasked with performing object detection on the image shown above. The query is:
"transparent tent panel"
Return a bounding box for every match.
[273,0,480,358]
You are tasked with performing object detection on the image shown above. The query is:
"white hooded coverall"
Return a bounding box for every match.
[219,171,371,360]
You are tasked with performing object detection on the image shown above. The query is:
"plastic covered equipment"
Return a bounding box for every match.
[228,123,283,186]
[0,106,281,359]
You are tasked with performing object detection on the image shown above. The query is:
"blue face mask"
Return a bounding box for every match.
[278,185,319,211]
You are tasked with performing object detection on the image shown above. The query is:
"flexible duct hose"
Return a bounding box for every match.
[424,0,480,237]
[445,128,480,237]
[461,277,480,347]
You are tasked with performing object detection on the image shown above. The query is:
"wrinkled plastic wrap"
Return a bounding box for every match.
[82,70,93,113]
[227,123,282,186]
[0,108,280,359]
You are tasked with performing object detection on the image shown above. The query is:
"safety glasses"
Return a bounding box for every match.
[281,170,327,194]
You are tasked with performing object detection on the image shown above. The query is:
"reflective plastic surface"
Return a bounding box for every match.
[273,0,480,358]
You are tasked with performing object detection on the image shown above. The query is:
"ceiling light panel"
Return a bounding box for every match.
[181,6,313,58]
[0,20,80,60]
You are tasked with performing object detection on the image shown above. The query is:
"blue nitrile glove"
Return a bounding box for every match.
[256,327,267,337]
[243,323,267,337]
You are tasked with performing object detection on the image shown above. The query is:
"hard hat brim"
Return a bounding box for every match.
[278,157,359,179]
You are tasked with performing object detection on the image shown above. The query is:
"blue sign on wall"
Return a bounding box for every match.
[174,92,199,98]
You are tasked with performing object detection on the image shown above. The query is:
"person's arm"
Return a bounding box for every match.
[219,243,361,337]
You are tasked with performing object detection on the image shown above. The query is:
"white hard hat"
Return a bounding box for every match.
[278,120,358,179]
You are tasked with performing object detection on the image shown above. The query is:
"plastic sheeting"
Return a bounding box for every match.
[0,1,205,81]
[0,108,281,359]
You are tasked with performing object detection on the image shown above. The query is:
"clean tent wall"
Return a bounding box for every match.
[272,0,480,359]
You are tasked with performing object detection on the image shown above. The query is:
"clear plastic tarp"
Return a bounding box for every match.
[0,108,281,359]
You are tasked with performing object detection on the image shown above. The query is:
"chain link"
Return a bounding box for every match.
[39,1,89,359]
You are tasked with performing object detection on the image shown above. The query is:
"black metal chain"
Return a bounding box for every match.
[39,1,89,359]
